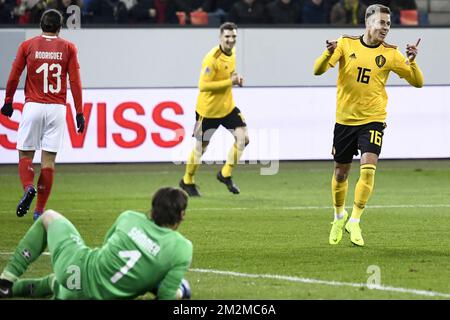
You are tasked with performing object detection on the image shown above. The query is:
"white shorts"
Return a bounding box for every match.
[17,102,67,153]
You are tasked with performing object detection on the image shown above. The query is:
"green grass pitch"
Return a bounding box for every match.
[1,160,449,299]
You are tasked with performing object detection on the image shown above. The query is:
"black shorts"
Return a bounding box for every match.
[332,122,386,164]
[193,107,246,142]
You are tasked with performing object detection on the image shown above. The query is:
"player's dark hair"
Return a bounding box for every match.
[40,9,63,33]
[151,187,188,227]
[220,22,237,34]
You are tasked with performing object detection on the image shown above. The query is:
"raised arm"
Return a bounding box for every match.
[404,39,424,87]
[392,40,424,88]
[403,61,424,88]
[314,40,339,76]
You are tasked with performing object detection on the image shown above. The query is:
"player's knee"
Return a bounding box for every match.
[41,151,57,168]
[334,172,348,182]
[234,141,244,151]
[235,136,249,150]
[19,151,34,160]
[334,164,351,182]
[41,209,63,230]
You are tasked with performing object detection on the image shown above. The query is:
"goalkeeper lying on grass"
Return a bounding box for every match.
[0,187,192,300]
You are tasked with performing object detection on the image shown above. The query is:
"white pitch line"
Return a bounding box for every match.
[190,268,450,299]
[0,252,50,256]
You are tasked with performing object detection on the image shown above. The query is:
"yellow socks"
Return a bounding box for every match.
[183,149,201,184]
[332,174,348,215]
[221,143,241,178]
[351,164,376,219]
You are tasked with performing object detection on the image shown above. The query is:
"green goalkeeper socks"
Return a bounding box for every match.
[12,274,55,298]
[1,219,47,281]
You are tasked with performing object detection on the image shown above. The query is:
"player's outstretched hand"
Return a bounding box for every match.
[326,40,337,54]
[406,38,421,61]
[176,279,191,300]
[76,113,85,133]
[1,103,13,117]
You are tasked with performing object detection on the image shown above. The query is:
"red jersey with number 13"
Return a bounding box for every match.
[5,35,82,114]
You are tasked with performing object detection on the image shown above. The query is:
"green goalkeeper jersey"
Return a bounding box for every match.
[80,210,192,300]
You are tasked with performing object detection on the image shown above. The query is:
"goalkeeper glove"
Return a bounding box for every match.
[151,278,191,300]
[1,103,13,117]
[176,278,191,300]
[76,113,85,133]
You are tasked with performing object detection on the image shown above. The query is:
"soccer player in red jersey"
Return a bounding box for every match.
[1,9,85,220]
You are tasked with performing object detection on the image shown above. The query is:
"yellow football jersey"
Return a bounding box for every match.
[315,35,424,125]
[196,45,236,118]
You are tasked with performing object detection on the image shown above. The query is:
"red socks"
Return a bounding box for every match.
[18,158,55,215]
[35,168,54,214]
[18,158,34,190]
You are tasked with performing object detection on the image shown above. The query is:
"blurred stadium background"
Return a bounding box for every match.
[1,0,450,300]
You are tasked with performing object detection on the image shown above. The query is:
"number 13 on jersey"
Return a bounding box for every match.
[36,62,62,94]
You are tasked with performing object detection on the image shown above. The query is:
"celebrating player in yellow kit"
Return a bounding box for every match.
[180,22,249,197]
[314,4,423,246]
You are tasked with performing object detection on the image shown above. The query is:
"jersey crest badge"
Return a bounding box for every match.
[204,67,211,75]
[375,55,386,68]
